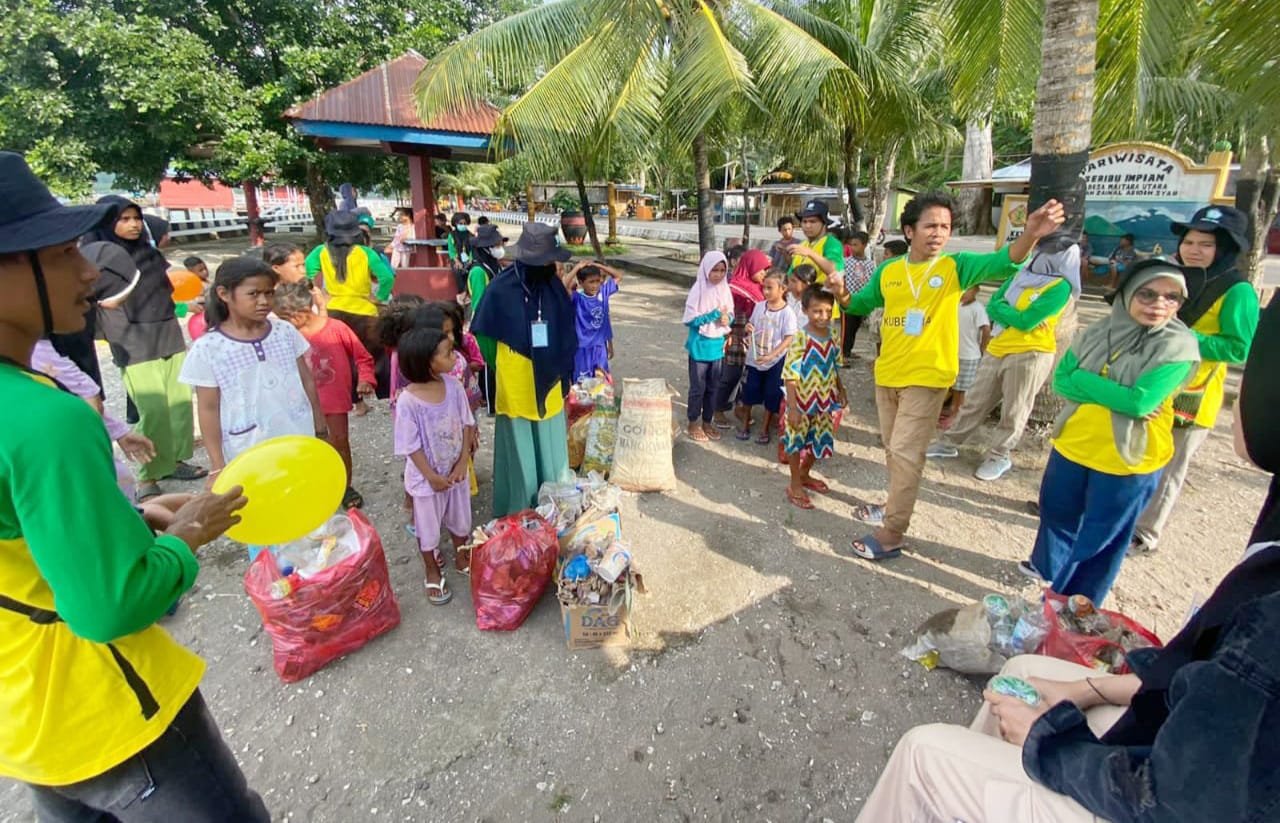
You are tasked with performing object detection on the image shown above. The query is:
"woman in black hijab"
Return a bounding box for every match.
[83,196,204,499]
[856,297,1280,821]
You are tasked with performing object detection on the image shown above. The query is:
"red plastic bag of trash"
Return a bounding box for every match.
[244,509,401,682]
[1039,591,1161,675]
[471,511,558,631]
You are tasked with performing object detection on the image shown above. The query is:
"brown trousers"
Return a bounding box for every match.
[942,350,1056,459]
[875,385,948,535]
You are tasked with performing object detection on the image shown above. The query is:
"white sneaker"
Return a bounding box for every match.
[926,441,958,459]
[975,455,1012,481]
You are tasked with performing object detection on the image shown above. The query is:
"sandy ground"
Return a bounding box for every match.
[2,247,1269,822]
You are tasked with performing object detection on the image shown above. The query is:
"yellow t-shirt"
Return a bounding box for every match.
[986,280,1069,358]
[495,342,563,421]
[320,248,378,317]
[1053,400,1177,476]
[791,234,844,323]
[1184,298,1228,428]
[875,255,965,388]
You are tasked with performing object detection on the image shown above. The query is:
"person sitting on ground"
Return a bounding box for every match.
[1021,259,1199,603]
[941,284,992,426]
[855,292,1280,823]
[782,285,845,510]
[1095,232,1137,289]
[828,191,1065,562]
[928,233,1080,481]
[1131,205,1259,555]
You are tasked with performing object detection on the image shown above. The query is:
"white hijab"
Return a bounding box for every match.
[683,251,731,338]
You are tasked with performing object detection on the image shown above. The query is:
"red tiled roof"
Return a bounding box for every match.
[284,51,499,135]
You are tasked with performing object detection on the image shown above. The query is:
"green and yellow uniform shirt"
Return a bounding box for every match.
[791,234,845,322]
[840,247,1024,389]
[0,365,204,785]
[304,245,396,316]
[1051,352,1195,475]
[1179,281,1259,428]
[494,344,563,421]
[985,277,1073,358]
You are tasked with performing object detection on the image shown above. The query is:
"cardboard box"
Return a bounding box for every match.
[560,599,631,650]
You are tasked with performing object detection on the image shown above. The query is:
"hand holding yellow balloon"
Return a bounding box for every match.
[211,436,346,545]
[168,269,205,303]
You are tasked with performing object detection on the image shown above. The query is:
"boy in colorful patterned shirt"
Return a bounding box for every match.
[783,285,846,510]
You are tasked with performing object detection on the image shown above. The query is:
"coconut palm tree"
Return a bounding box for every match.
[412,0,859,255]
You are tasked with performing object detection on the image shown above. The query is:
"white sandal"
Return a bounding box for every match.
[424,575,452,605]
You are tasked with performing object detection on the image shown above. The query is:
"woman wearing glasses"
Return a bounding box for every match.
[1021,259,1200,604]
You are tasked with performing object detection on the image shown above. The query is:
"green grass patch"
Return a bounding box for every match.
[564,242,628,256]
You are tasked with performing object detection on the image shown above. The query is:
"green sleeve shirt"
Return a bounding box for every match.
[362,246,396,302]
[467,265,488,309]
[986,277,1072,332]
[0,368,198,643]
[1195,280,1259,364]
[304,244,323,280]
[1054,350,1195,418]
[953,246,1023,290]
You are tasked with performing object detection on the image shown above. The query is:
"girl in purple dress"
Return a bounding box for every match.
[566,263,623,382]
[392,326,477,606]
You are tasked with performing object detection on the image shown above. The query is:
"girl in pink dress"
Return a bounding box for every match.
[393,326,476,605]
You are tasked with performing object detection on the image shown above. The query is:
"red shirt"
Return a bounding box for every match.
[302,317,376,415]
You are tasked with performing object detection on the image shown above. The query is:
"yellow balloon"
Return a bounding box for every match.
[211,435,346,545]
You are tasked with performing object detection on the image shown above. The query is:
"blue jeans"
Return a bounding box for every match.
[1029,449,1161,605]
[29,690,269,822]
[687,358,723,423]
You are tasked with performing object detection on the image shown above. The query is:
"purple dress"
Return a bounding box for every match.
[573,279,617,382]
[393,376,474,551]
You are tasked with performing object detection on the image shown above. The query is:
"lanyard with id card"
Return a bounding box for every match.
[902,258,940,337]
[531,313,549,348]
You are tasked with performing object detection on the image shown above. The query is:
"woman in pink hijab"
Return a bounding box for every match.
[712,248,773,428]
[683,250,732,441]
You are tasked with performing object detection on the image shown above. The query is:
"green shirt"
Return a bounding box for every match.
[0,365,198,641]
[1053,351,1194,418]
[467,264,490,310]
[1194,280,1259,364]
[986,277,1072,332]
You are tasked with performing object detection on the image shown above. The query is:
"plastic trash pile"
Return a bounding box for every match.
[901,593,1051,675]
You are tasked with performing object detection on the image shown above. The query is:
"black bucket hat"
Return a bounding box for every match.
[472,223,508,249]
[0,152,119,254]
[798,198,830,220]
[1171,205,1251,253]
[324,210,363,243]
[514,222,571,265]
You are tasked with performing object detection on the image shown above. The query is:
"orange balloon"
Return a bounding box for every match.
[168,269,204,302]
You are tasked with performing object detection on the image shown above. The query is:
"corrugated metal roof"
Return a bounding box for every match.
[284,51,499,136]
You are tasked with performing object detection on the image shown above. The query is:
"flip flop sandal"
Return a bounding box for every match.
[802,479,830,494]
[846,534,903,561]
[688,427,710,442]
[711,418,733,430]
[705,427,722,441]
[455,547,472,576]
[786,488,815,510]
[136,481,163,502]
[755,432,771,445]
[168,462,208,481]
[735,429,751,441]
[424,576,452,605]
[404,523,417,538]
[341,487,365,509]
[853,504,885,526]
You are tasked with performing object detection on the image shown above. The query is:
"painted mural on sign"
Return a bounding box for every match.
[1080,142,1230,267]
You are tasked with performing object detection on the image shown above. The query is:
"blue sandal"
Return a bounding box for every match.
[846,534,903,561]
[853,504,885,527]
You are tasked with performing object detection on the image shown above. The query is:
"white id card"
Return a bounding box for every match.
[530,321,549,348]
[904,308,926,337]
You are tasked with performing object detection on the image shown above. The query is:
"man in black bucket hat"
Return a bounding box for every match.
[1130,203,1261,556]
[0,152,266,821]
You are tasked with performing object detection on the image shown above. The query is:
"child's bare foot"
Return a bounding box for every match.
[354,400,370,417]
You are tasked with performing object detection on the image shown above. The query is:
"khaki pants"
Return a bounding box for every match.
[856,656,1125,823]
[1133,424,1210,548]
[942,350,1056,459]
[876,385,948,535]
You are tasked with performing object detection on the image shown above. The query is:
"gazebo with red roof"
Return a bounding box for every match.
[285,50,501,299]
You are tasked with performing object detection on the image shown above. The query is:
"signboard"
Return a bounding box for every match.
[1081,142,1230,261]
[994,195,1027,250]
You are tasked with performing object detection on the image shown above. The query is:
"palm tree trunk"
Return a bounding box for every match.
[573,168,604,260]
[957,117,994,234]
[842,128,865,231]
[693,132,716,255]
[741,142,751,244]
[1027,0,1098,232]
[864,148,898,238]
[1029,0,1098,424]
[1235,135,1278,286]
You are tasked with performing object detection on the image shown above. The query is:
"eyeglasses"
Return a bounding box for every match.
[1133,287,1185,306]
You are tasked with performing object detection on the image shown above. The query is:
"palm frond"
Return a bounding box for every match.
[942,0,1041,117]
[663,1,758,143]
